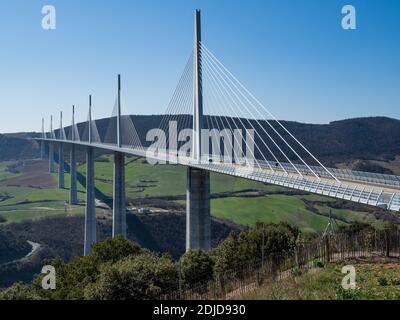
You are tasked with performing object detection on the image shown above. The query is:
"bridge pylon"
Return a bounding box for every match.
[69,105,78,205]
[186,10,211,252]
[84,97,96,255]
[48,115,55,173]
[58,111,65,189]
[112,75,127,238]
[40,118,46,159]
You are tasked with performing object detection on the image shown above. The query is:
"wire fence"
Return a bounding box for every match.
[160,229,400,300]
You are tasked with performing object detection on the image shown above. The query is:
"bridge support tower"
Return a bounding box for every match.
[186,167,211,251]
[186,10,211,252]
[69,145,78,204]
[84,147,96,255]
[70,106,78,205]
[112,75,127,238]
[113,152,126,238]
[58,143,65,189]
[48,143,55,173]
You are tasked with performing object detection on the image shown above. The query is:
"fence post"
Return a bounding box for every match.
[385,229,391,258]
[325,235,331,262]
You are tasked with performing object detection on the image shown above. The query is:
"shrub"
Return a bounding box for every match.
[313,259,325,269]
[0,282,41,300]
[179,249,214,289]
[378,276,389,286]
[84,252,178,300]
[335,284,361,300]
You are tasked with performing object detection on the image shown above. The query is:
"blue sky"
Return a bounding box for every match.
[0,0,399,133]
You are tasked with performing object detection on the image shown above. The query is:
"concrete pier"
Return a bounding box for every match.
[48,143,55,173]
[40,141,45,159]
[186,167,211,251]
[69,145,78,205]
[84,147,96,256]
[58,144,64,189]
[112,151,126,238]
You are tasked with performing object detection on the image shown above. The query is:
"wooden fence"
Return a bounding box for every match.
[160,229,400,300]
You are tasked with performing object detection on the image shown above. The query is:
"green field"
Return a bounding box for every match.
[0,157,387,232]
[0,162,20,181]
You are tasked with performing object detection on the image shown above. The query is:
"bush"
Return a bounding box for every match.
[335,284,361,300]
[0,282,41,300]
[378,276,389,286]
[91,235,142,264]
[179,249,214,289]
[32,236,143,300]
[212,222,299,276]
[84,252,178,300]
[313,259,325,269]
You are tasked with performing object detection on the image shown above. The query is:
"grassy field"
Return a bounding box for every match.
[239,259,400,300]
[0,157,387,232]
[0,162,20,181]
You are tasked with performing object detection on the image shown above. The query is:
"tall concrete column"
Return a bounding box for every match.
[40,141,46,159]
[186,167,211,251]
[112,151,126,238]
[48,143,55,173]
[193,9,203,162]
[69,145,78,205]
[40,118,45,159]
[58,144,65,189]
[84,147,96,256]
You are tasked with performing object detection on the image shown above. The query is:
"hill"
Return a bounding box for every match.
[0,229,31,264]
[3,116,400,169]
[0,134,38,161]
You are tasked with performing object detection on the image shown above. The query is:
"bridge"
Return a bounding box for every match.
[36,10,400,256]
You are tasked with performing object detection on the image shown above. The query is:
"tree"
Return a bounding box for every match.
[32,236,143,300]
[212,223,300,276]
[0,282,41,300]
[179,249,214,289]
[84,252,178,300]
[91,235,142,264]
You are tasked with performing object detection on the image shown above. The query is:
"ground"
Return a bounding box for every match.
[0,156,394,231]
[238,257,400,300]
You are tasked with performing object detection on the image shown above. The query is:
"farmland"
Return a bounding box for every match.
[0,157,392,231]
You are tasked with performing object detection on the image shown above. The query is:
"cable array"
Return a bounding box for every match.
[200,42,339,181]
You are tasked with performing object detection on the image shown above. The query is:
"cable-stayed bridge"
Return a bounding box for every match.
[36,10,400,255]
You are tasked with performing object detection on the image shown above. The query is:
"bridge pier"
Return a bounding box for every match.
[186,167,211,251]
[58,144,65,189]
[48,143,55,173]
[84,147,96,256]
[112,151,126,238]
[40,141,45,159]
[69,145,78,205]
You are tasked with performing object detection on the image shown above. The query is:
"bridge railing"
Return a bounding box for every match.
[39,137,400,212]
[259,160,400,188]
[193,161,400,212]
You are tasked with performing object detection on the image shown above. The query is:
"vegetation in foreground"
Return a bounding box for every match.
[239,259,400,300]
[1,222,399,300]
[0,222,299,300]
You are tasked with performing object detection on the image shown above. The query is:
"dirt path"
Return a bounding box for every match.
[0,240,41,266]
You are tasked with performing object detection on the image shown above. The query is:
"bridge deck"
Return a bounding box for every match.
[36,138,400,212]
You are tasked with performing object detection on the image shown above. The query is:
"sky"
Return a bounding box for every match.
[0,0,399,133]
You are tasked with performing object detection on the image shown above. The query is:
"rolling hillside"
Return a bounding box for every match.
[2,116,400,168]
